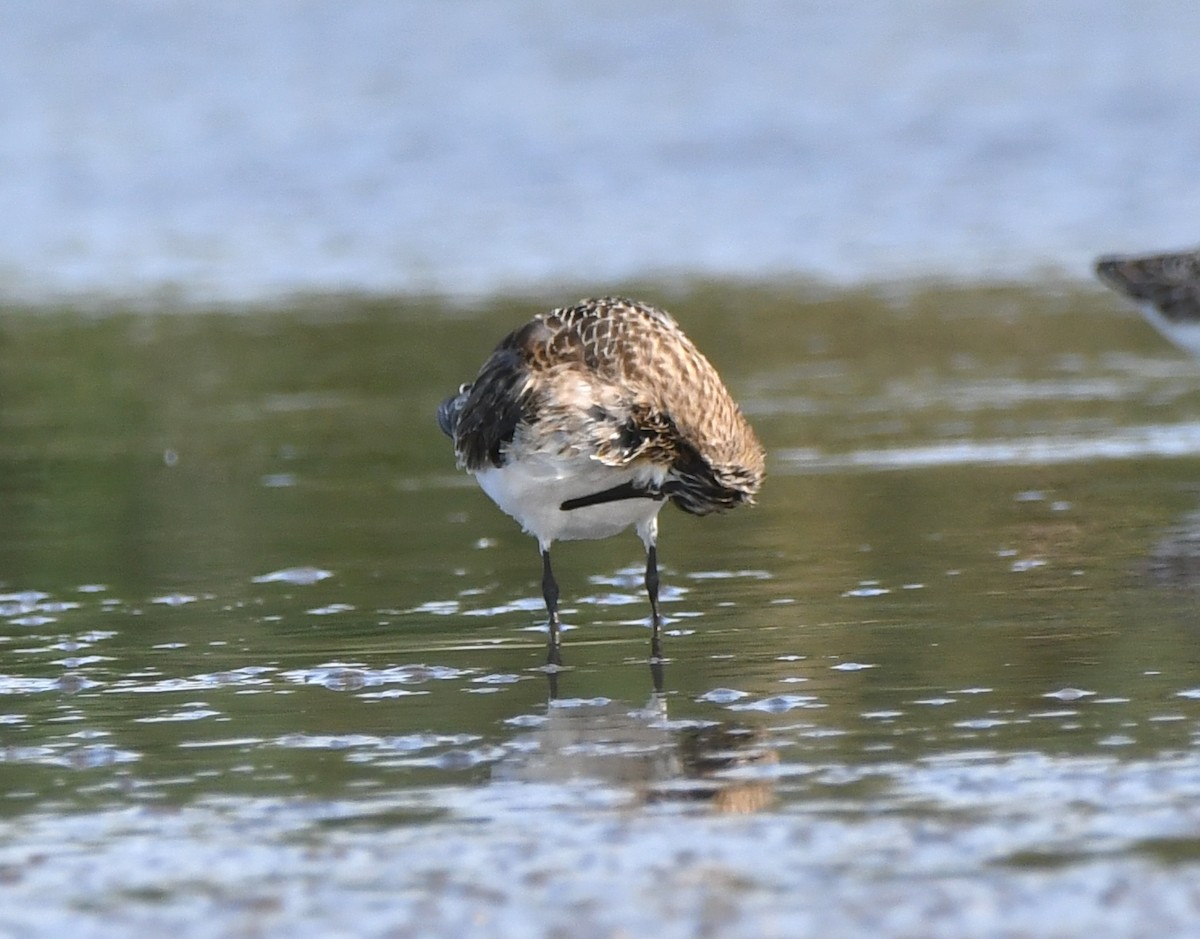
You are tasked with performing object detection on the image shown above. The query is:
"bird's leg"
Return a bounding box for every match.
[646,544,665,689]
[645,543,663,646]
[637,517,665,666]
[542,548,562,666]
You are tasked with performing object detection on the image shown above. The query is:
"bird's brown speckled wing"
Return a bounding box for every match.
[441,297,765,512]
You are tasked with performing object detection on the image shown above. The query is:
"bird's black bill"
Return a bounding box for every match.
[560,481,662,511]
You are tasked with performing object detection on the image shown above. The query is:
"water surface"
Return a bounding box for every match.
[4,284,1200,935]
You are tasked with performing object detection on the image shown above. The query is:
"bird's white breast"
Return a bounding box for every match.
[474,456,665,550]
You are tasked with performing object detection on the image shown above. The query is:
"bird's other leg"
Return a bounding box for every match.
[542,547,562,666]
[638,517,664,664]
[645,544,662,631]
[647,541,669,673]
[638,518,667,634]
[646,545,665,690]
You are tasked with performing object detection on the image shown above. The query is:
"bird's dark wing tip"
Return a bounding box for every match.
[437,386,469,439]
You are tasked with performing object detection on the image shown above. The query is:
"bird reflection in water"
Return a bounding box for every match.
[498,656,777,814]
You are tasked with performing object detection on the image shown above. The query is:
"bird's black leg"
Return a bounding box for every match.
[542,548,562,666]
[645,544,662,626]
[646,544,665,690]
[646,544,664,645]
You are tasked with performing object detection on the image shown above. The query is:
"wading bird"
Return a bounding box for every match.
[1096,249,1200,357]
[438,297,765,664]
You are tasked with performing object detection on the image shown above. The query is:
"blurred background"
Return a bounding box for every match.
[2,0,1198,306]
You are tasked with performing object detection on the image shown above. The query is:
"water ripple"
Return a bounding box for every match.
[252,566,334,586]
[779,422,1200,473]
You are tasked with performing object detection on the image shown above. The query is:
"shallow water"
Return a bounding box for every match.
[4,283,1200,935]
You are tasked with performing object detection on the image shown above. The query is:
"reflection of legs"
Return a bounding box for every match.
[542,548,562,665]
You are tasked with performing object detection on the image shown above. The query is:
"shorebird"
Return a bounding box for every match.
[1095,249,1200,357]
[437,297,765,663]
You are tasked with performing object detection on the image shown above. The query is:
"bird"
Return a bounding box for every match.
[1095,249,1200,357]
[437,296,765,664]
